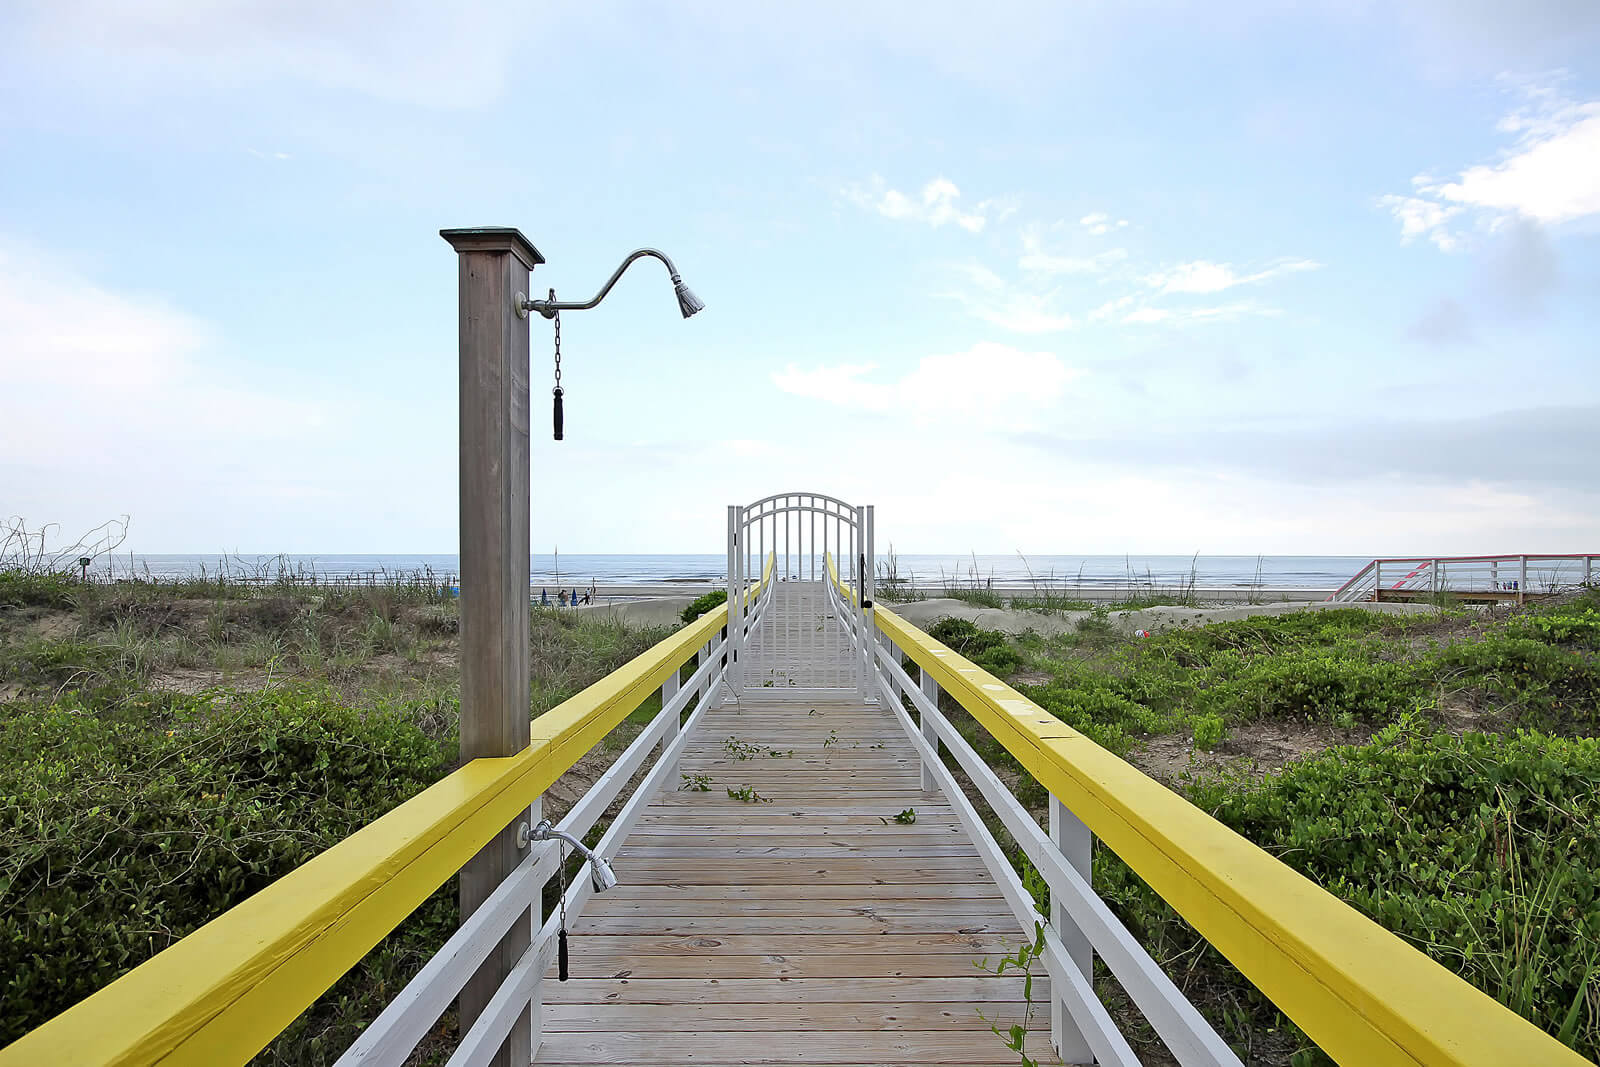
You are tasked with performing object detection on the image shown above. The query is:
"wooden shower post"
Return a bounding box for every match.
[441,227,543,1066]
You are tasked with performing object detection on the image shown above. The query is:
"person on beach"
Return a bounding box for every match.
[557,589,568,607]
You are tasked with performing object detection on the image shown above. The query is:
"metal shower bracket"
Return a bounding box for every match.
[514,248,704,320]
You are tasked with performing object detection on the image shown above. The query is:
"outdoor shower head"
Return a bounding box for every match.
[673,276,705,318]
[517,248,705,321]
[525,819,620,893]
[587,854,619,891]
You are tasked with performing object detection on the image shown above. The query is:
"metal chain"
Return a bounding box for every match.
[550,288,561,393]
[555,837,567,926]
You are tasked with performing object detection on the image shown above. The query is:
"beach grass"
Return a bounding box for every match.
[5,561,1598,1063]
[928,587,1600,1061]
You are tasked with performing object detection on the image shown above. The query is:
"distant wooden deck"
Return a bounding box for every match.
[537,688,1057,1065]
[1372,588,1551,604]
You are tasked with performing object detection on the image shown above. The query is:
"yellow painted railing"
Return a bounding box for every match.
[0,555,776,1067]
[852,572,1588,1066]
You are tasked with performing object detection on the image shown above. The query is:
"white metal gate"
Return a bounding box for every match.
[726,493,874,700]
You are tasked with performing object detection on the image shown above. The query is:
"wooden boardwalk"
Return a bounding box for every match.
[537,657,1058,1063]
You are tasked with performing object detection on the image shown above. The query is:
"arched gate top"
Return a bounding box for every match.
[741,491,860,528]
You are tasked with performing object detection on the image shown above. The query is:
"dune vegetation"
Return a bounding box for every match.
[2,565,1596,1064]
[926,594,1599,1063]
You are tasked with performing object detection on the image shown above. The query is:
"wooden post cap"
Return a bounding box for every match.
[440,227,545,270]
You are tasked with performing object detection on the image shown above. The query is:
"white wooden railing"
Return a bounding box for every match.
[823,564,1241,1066]
[1328,553,1599,604]
[337,573,774,1066]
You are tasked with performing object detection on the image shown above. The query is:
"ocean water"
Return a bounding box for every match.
[107,553,1367,589]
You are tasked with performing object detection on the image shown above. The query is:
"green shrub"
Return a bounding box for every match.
[1018,670,1176,757]
[926,617,992,653]
[0,636,123,687]
[1139,609,1397,669]
[1508,607,1600,646]
[0,687,453,1050]
[1191,712,1226,750]
[529,613,673,714]
[926,618,1019,675]
[1429,634,1599,732]
[1075,607,1115,638]
[943,587,1004,609]
[679,589,727,623]
[1194,645,1422,726]
[1098,724,1600,1060]
[0,570,79,609]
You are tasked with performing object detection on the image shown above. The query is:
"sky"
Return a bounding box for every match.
[1,1,1597,558]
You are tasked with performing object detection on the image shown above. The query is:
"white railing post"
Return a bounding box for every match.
[878,630,897,702]
[661,668,680,743]
[919,666,939,792]
[861,504,877,702]
[659,667,682,786]
[1587,555,1594,587]
[1372,559,1381,602]
[1049,794,1095,1064]
[525,795,544,1057]
[727,505,743,694]
[1520,554,1528,604]
[1430,559,1439,594]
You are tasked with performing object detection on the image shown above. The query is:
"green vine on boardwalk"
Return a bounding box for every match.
[975,921,1047,1067]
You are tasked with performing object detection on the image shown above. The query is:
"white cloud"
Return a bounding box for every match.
[18,0,543,108]
[949,241,1310,333]
[0,241,337,528]
[1380,78,1600,248]
[0,247,207,389]
[1079,212,1128,236]
[1142,258,1320,294]
[1436,100,1600,222]
[772,342,1080,427]
[977,195,1023,225]
[944,262,1075,334]
[974,296,1076,334]
[1121,302,1276,325]
[1088,295,1136,322]
[843,175,994,232]
[1378,194,1465,250]
[1018,223,1127,274]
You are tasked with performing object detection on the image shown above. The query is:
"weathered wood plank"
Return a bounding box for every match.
[543,932,1030,956]
[532,1030,1061,1064]
[529,596,1050,1066]
[543,1001,1046,1030]
[605,862,990,886]
[540,976,1049,1004]
[567,914,1021,936]
[544,951,1035,979]
[586,882,1007,902]
[615,845,980,860]
[620,831,969,847]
